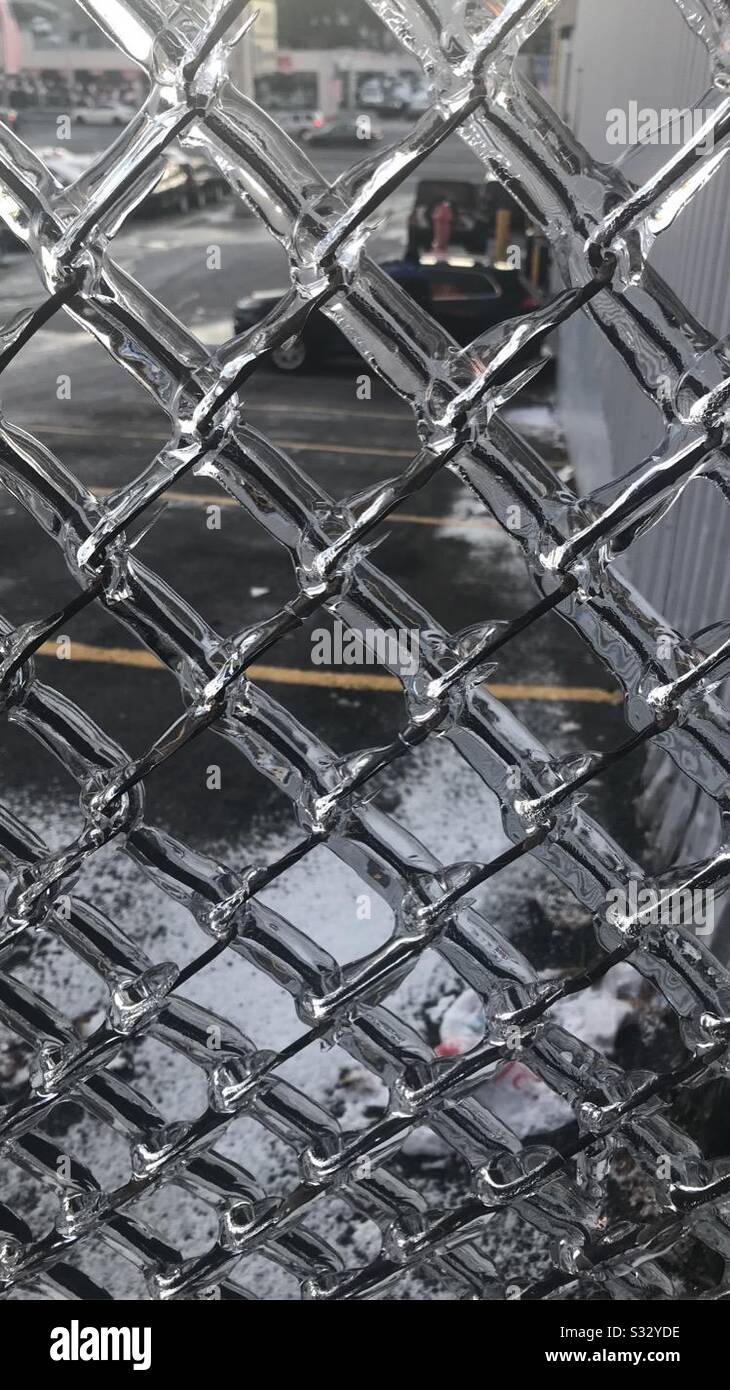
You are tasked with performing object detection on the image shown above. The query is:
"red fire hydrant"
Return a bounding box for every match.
[431,199,453,255]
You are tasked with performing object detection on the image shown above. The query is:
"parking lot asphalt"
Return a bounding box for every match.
[2,209,650,974]
[0,113,660,1298]
[0,105,649,860]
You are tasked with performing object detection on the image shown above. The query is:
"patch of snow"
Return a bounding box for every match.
[436,963,640,1138]
[0,734,628,1295]
[502,402,561,440]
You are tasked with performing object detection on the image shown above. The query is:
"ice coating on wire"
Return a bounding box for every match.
[1,0,730,1300]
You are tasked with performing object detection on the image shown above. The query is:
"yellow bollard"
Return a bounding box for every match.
[493,207,511,263]
[531,238,542,286]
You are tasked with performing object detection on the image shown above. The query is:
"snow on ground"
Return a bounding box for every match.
[502,401,564,446]
[437,963,641,1137]
[0,728,623,1299]
[0,413,637,1299]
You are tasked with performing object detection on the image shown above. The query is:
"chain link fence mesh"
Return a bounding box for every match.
[1,0,730,1300]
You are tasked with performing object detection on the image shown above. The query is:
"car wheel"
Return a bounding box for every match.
[271,337,308,372]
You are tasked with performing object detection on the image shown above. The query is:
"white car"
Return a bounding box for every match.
[72,102,136,127]
[358,79,385,106]
[275,109,326,139]
[408,87,432,116]
[358,77,411,115]
[36,146,94,186]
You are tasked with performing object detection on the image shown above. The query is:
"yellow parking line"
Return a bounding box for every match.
[28,423,413,458]
[31,424,166,442]
[36,639,621,703]
[87,484,498,529]
[250,402,410,423]
[273,439,413,458]
[394,512,498,530]
[487,682,621,705]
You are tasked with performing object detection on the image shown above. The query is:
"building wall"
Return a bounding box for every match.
[559,0,729,617]
[229,0,277,100]
[255,47,420,116]
[17,35,133,71]
[0,0,23,72]
[7,3,278,97]
[556,0,730,870]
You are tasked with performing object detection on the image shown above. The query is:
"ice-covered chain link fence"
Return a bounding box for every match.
[1,0,730,1299]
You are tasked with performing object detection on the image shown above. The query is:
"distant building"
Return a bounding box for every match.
[2,0,279,105]
[2,0,142,104]
[230,0,278,100]
[253,46,421,117]
[2,1,419,114]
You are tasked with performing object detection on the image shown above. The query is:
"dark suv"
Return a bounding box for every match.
[234,259,540,371]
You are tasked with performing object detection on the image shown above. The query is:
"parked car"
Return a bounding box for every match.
[234,258,541,371]
[301,116,383,148]
[358,77,411,115]
[72,102,136,127]
[137,152,194,214]
[407,178,527,256]
[408,87,432,117]
[36,146,94,186]
[0,146,86,258]
[275,109,325,140]
[358,78,385,107]
[171,146,228,206]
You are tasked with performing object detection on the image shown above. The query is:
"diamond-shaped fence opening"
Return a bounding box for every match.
[1,0,730,1302]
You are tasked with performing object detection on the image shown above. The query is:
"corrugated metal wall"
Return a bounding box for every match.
[557,0,730,870]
